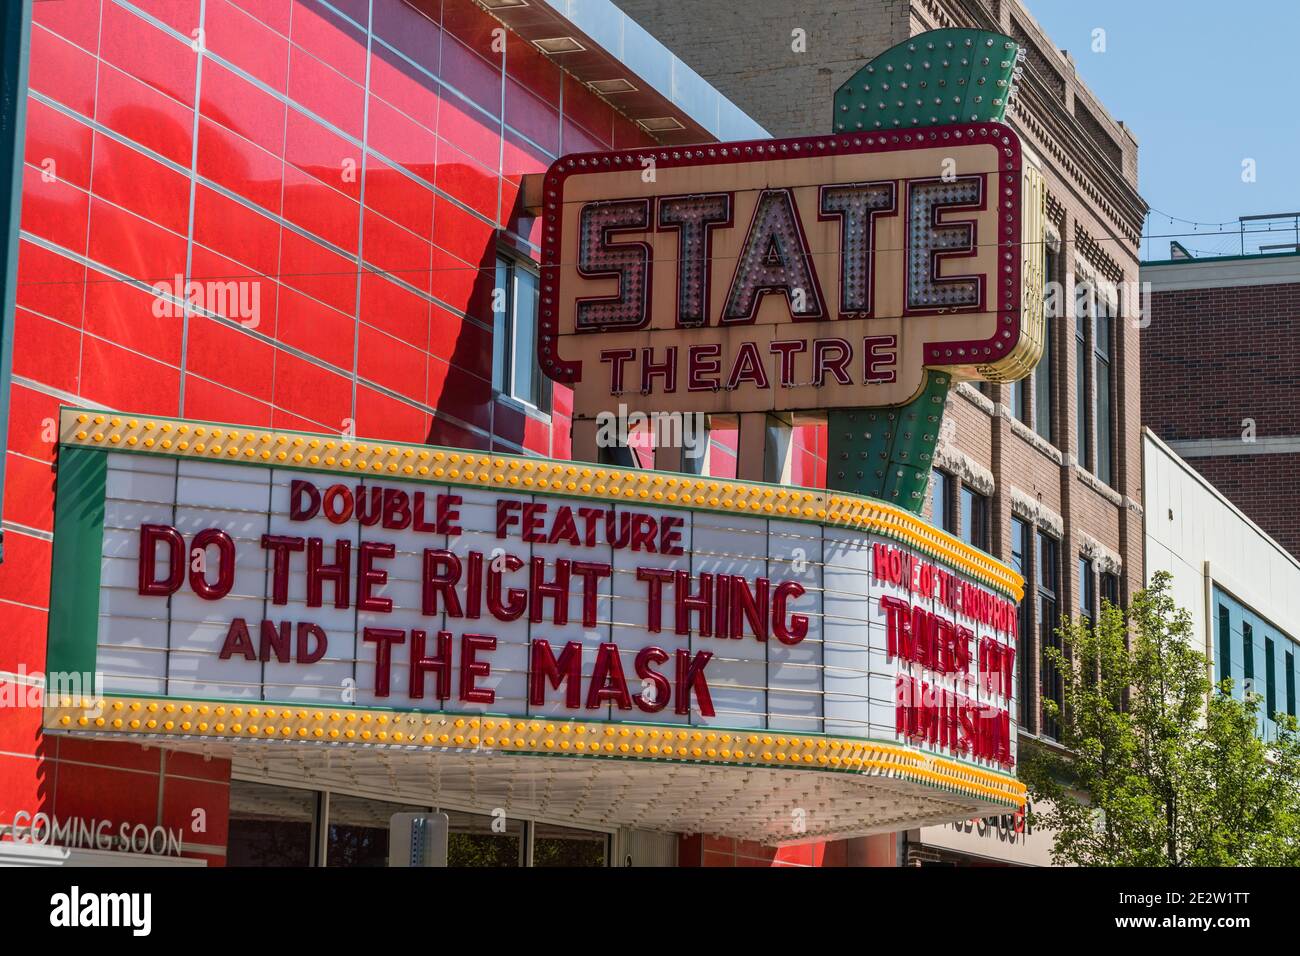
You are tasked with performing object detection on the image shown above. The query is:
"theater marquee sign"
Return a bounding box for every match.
[46,410,1026,841]
[538,123,1044,418]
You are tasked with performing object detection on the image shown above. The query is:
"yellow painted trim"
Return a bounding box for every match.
[58,409,1024,601]
[46,696,1026,808]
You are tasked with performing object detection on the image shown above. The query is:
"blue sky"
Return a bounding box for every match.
[1025,0,1300,260]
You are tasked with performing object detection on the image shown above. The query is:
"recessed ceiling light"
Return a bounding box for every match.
[588,78,638,94]
[478,0,528,8]
[637,116,686,132]
[534,36,586,55]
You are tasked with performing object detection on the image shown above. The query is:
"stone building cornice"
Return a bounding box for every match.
[1010,87,1145,253]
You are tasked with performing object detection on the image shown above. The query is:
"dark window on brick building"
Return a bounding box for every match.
[1034,245,1058,443]
[1101,571,1120,609]
[1079,557,1095,626]
[931,469,954,533]
[960,484,988,551]
[1078,557,1097,687]
[1008,377,1024,421]
[1074,279,1092,470]
[1095,292,1115,487]
[1011,516,1033,727]
[1038,532,1062,739]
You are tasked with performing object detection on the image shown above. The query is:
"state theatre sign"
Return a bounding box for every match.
[45,409,1026,843]
[537,123,1044,419]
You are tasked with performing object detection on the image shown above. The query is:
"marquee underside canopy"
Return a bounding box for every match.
[50,728,1021,845]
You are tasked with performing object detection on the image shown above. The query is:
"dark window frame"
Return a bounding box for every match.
[1038,531,1062,740]
[1032,242,1058,443]
[1244,621,1255,694]
[1074,275,1092,471]
[1266,636,1277,719]
[930,469,955,534]
[492,252,551,414]
[1287,649,1296,718]
[960,483,989,552]
[1217,604,1232,688]
[1093,289,1116,487]
[1078,556,1095,626]
[1100,570,1120,609]
[1078,556,1098,687]
[1011,516,1033,727]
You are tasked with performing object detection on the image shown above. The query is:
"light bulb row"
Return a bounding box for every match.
[48,695,1025,807]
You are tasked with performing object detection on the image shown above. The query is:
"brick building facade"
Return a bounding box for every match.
[1141,251,1300,562]
[613,0,1147,772]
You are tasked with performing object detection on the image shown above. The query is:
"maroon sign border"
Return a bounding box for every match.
[536,122,1026,391]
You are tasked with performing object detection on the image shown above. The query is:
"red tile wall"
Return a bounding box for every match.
[2,0,825,860]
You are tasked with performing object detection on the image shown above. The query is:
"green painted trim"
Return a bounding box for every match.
[47,445,107,678]
[0,0,35,564]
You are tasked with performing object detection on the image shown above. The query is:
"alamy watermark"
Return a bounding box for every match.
[150,274,262,328]
[1045,276,1152,329]
[594,403,708,460]
[2,665,105,717]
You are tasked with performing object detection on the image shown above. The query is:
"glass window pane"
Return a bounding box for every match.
[1010,379,1026,423]
[960,486,987,550]
[326,794,431,868]
[1096,355,1112,486]
[1075,333,1089,468]
[511,267,538,406]
[1037,533,1060,738]
[1266,637,1277,717]
[1244,622,1255,683]
[1044,246,1058,315]
[1037,532,1057,598]
[1096,298,1112,359]
[1286,650,1295,717]
[1078,558,1094,623]
[1010,517,1027,574]
[1011,517,1032,727]
[1035,312,1053,442]
[445,809,525,867]
[1101,572,1119,608]
[492,258,510,394]
[227,781,316,867]
[1040,594,1060,739]
[960,486,973,545]
[1217,604,1232,686]
[531,823,610,867]
[930,470,946,531]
